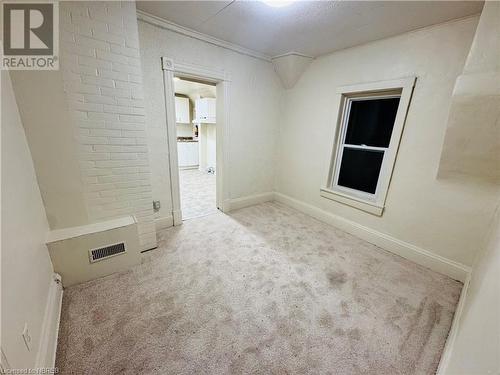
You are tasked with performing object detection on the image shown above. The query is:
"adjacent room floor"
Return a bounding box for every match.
[179,168,217,220]
[56,202,461,374]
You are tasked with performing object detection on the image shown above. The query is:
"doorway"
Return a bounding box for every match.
[161,57,230,225]
[174,77,217,220]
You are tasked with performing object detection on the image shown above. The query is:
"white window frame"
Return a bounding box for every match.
[321,77,416,216]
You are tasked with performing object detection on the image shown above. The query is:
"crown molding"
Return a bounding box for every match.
[271,51,314,60]
[136,10,272,62]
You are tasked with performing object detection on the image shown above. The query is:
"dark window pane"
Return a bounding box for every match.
[337,148,384,194]
[345,97,400,148]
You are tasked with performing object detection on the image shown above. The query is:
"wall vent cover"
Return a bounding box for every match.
[89,242,126,263]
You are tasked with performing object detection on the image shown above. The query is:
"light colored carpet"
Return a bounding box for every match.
[179,168,217,220]
[56,202,462,374]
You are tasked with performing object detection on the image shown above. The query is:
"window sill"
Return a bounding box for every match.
[320,188,384,216]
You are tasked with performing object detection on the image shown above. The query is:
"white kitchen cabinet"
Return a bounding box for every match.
[175,97,190,124]
[177,141,199,168]
[194,98,216,123]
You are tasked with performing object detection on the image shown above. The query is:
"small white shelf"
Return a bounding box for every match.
[46,216,137,244]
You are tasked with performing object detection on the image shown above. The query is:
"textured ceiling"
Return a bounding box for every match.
[136,1,483,58]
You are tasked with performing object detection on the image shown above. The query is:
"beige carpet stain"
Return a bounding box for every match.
[55,202,462,374]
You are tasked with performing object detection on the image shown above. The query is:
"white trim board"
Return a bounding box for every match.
[35,273,63,369]
[436,273,471,374]
[161,57,231,224]
[155,215,174,232]
[137,10,271,62]
[224,192,275,212]
[47,216,136,244]
[273,192,471,282]
[150,190,470,282]
[324,77,416,216]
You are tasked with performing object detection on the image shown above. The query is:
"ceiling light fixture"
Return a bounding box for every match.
[260,0,296,8]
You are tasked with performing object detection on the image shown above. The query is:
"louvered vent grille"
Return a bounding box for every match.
[89,242,126,263]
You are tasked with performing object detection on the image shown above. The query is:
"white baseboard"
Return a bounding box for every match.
[274,192,471,282]
[224,192,275,212]
[155,215,173,231]
[153,191,470,282]
[173,210,183,226]
[436,273,471,374]
[35,273,63,369]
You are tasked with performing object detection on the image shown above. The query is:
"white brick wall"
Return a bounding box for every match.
[60,1,156,250]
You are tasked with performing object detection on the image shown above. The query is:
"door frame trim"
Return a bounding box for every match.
[161,57,231,225]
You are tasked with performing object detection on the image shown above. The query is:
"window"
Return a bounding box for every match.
[322,78,415,216]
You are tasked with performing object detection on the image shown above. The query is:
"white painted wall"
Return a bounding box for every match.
[9,68,89,229]
[11,1,157,251]
[276,16,499,268]
[442,202,500,374]
[138,19,282,222]
[59,1,156,250]
[438,1,500,183]
[1,71,54,369]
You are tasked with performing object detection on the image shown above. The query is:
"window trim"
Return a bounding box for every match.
[321,77,416,216]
